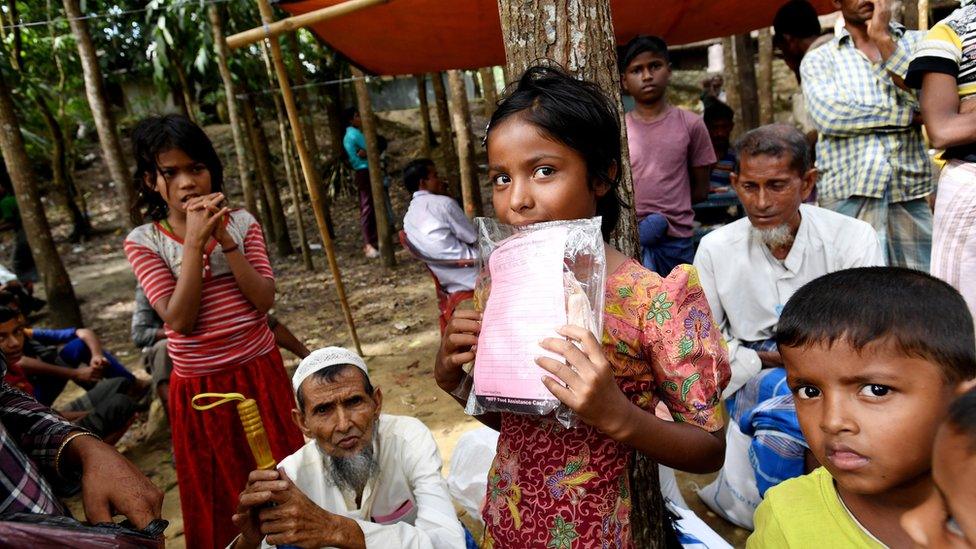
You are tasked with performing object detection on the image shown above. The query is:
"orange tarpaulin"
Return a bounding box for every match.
[278,0,836,76]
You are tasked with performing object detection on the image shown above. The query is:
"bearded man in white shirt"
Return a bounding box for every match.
[694,124,884,397]
[231,347,465,549]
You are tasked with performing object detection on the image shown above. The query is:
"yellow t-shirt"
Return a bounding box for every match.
[746,467,886,548]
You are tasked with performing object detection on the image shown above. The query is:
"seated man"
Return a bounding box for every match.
[0,350,163,524]
[232,347,465,549]
[695,124,884,396]
[693,125,884,522]
[402,158,478,293]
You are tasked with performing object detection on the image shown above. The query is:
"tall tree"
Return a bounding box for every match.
[63,0,135,227]
[757,28,774,126]
[446,70,483,218]
[733,33,760,131]
[479,66,499,117]
[352,67,395,267]
[241,91,294,256]
[208,4,259,217]
[431,72,459,197]
[415,74,436,158]
[722,36,743,140]
[0,70,82,327]
[495,1,657,545]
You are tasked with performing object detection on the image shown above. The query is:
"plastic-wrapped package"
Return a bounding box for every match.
[460,217,605,427]
[0,514,168,548]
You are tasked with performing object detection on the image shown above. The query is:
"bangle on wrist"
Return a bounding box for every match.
[55,431,100,478]
[222,243,240,254]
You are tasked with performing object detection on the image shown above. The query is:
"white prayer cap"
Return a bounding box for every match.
[292,346,369,395]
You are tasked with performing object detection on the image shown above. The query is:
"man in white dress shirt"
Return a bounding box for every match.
[402,159,478,293]
[232,347,465,549]
[694,124,884,397]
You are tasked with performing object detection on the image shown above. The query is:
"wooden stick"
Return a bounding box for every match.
[230,0,388,50]
[447,70,482,218]
[352,66,396,267]
[254,0,362,355]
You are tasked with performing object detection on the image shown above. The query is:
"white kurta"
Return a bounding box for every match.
[402,191,479,293]
[694,204,885,396]
[264,414,465,549]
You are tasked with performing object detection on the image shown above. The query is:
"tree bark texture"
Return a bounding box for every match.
[721,37,743,141]
[33,94,91,241]
[242,93,294,256]
[431,71,460,197]
[733,33,760,131]
[0,71,82,326]
[63,0,135,228]
[209,5,259,220]
[447,70,483,218]
[479,66,499,118]
[757,28,774,126]
[496,0,639,257]
[352,67,395,268]
[495,1,657,545]
[416,74,436,158]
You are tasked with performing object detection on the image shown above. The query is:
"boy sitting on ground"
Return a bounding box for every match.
[401,158,478,293]
[748,267,976,548]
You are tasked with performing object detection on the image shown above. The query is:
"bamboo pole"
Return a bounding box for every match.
[254,0,361,355]
[230,0,388,49]
[919,0,929,30]
[447,70,483,218]
[757,28,774,126]
[351,66,396,268]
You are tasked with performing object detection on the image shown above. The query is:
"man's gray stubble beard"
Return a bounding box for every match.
[752,223,795,251]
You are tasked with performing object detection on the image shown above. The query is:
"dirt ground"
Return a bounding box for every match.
[14,97,750,547]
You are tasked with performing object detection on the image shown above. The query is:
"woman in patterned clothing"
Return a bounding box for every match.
[434,67,731,548]
[124,115,302,548]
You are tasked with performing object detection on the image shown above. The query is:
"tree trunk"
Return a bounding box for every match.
[447,70,483,218]
[722,37,743,141]
[209,5,259,219]
[242,92,294,256]
[169,73,192,121]
[479,66,499,118]
[264,42,314,271]
[496,1,658,545]
[733,33,760,131]
[498,0,639,257]
[63,0,135,228]
[431,72,460,197]
[757,28,774,126]
[33,94,91,241]
[0,71,82,327]
[416,74,436,158]
[312,41,346,155]
[351,67,395,268]
[240,91,274,234]
[172,61,198,125]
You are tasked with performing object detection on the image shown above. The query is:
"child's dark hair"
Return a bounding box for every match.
[130,114,223,222]
[0,290,20,311]
[776,267,976,383]
[773,0,822,42]
[0,306,21,325]
[947,387,976,450]
[704,101,735,127]
[618,35,670,72]
[403,158,434,194]
[486,65,622,241]
[342,107,358,127]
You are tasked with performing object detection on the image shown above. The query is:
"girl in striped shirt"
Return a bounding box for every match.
[124,115,303,548]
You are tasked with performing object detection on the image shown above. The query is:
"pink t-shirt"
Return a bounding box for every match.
[626,106,716,238]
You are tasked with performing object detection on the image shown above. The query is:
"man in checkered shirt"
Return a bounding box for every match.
[800,0,934,270]
[0,351,162,525]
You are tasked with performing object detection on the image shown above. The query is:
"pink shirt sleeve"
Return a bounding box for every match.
[243,222,275,280]
[642,264,730,432]
[687,113,718,168]
[124,239,176,306]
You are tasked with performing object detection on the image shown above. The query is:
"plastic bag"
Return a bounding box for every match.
[447,427,500,524]
[459,217,606,428]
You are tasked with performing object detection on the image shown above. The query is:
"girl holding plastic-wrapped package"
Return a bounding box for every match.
[434,66,731,548]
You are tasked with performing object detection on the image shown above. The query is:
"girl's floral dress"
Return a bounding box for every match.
[484,260,730,548]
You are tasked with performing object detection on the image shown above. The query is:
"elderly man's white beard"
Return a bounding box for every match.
[752,223,795,251]
[318,424,380,495]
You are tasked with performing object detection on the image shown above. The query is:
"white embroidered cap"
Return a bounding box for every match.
[292,346,369,395]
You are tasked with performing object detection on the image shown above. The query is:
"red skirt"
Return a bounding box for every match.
[169,348,304,548]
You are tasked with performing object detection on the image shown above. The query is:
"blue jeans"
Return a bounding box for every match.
[32,338,133,406]
[638,213,695,275]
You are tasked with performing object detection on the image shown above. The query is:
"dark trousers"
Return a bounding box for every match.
[354,168,378,248]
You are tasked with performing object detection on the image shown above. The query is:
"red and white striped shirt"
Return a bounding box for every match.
[124,209,276,377]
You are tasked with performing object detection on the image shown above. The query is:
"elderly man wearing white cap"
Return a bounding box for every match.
[231,347,465,549]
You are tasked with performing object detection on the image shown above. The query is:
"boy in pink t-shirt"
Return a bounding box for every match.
[619,35,716,274]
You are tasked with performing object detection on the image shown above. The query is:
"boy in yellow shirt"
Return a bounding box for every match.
[748,267,976,548]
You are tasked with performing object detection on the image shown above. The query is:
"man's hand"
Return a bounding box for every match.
[356,148,367,159]
[866,0,893,45]
[65,434,164,529]
[89,354,108,372]
[233,469,285,548]
[72,365,103,384]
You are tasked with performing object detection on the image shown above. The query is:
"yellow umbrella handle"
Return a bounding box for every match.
[191,392,278,470]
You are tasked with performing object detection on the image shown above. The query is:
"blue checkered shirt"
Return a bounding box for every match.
[0,354,77,516]
[801,24,933,202]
